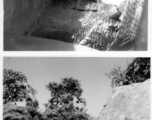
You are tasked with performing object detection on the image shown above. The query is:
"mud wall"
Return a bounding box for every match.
[4,0,53,35]
[99,80,150,120]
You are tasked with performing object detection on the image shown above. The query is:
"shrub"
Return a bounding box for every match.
[106,58,150,88]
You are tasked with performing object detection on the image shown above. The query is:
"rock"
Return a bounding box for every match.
[4,32,99,51]
[98,80,150,120]
[4,0,53,34]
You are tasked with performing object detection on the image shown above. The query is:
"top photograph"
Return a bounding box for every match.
[4,0,148,51]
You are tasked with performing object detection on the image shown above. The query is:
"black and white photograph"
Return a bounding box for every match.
[1,0,151,119]
[3,57,150,120]
[4,0,148,51]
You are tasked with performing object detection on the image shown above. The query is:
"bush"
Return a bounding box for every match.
[106,58,150,88]
[3,69,38,110]
[3,103,32,120]
[3,103,44,120]
[124,58,150,84]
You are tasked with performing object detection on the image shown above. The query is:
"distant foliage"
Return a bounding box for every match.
[44,77,89,120]
[106,58,150,88]
[3,69,38,110]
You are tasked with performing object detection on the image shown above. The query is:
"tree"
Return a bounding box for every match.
[106,58,150,88]
[44,77,88,120]
[3,103,32,120]
[106,66,125,88]
[125,58,150,84]
[3,103,44,120]
[3,69,38,109]
[26,99,39,110]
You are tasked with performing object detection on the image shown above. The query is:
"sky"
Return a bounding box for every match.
[3,57,134,117]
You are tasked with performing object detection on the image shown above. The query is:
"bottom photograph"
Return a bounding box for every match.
[3,57,150,120]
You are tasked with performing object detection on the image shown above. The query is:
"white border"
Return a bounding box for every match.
[0,0,152,119]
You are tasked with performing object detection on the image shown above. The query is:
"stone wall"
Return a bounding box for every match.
[4,0,53,35]
[99,80,150,120]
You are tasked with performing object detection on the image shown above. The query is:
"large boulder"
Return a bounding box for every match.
[99,80,150,120]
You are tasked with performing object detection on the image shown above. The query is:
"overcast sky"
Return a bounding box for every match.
[3,57,134,117]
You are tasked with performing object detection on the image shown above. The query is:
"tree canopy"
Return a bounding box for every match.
[125,58,150,84]
[3,69,38,110]
[44,77,88,120]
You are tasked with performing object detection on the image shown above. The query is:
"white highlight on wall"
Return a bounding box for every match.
[102,0,124,5]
